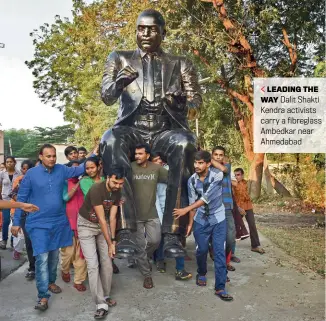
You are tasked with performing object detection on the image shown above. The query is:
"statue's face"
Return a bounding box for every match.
[136,15,165,53]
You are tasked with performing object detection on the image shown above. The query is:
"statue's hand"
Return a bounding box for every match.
[116,65,139,89]
[165,89,187,111]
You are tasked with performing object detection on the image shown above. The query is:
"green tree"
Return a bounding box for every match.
[26,0,324,196]
[4,125,75,159]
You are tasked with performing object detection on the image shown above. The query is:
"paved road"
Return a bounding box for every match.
[0,245,27,280]
[0,233,324,321]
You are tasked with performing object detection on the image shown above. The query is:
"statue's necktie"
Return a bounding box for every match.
[146,54,155,102]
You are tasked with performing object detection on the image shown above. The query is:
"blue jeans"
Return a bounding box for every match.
[2,209,11,241]
[35,249,59,299]
[155,237,185,271]
[193,219,227,291]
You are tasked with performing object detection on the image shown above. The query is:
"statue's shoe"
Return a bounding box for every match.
[116,230,139,258]
[163,234,187,258]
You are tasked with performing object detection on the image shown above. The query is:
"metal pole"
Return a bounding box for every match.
[9,139,13,155]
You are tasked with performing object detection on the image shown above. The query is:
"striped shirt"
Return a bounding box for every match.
[188,167,225,226]
[213,163,233,210]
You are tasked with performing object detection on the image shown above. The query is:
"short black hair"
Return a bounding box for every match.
[194,150,211,163]
[212,146,226,155]
[84,156,100,168]
[21,160,34,169]
[108,166,125,180]
[64,146,78,157]
[39,144,56,155]
[234,168,244,175]
[66,159,81,167]
[5,156,16,163]
[135,143,151,155]
[151,151,161,160]
[137,9,166,28]
[78,147,87,153]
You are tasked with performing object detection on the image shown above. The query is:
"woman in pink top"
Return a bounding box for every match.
[61,160,87,291]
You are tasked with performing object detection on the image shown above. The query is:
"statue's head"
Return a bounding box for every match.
[136,9,166,53]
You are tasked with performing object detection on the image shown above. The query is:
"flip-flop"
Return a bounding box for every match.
[251,248,265,254]
[231,256,241,263]
[196,274,207,286]
[34,299,48,311]
[227,264,236,271]
[74,283,86,292]
[94,308,108,319]
[143,276,154,289]
[106,297,117,307]
[48,284,62,294]
[215,290,233,301]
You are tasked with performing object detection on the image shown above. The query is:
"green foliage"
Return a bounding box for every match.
[4,125,75,159]
[192,90,244,161]
[272,156,325,208]
[26,0,324,156]
[314,62,326,77]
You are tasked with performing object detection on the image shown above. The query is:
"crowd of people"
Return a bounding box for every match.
[0,143,264,319]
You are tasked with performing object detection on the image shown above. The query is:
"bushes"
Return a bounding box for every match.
[273,156,325,209]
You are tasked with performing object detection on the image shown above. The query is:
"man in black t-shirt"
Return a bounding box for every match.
[77,167,125,319]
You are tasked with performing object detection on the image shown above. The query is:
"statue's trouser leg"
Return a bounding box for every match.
[100,126,144,257]
[152,129,197,257]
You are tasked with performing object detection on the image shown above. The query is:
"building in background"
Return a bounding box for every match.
[52,144,69,164]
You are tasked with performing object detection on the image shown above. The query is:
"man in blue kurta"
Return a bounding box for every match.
[12,144,85,311]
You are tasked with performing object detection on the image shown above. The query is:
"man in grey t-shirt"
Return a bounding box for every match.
[131,143,168,289]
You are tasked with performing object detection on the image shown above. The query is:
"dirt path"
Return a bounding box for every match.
[0,232,324,321]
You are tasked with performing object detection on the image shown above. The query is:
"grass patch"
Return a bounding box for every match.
[258,225,325,276]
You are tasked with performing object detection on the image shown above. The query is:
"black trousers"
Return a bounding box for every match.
[100,125,196,235]
[245,209,261,248]
[20,214,35,272]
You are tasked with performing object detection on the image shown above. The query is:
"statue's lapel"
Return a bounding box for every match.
[131,50,144,93]
[161,53,176,97]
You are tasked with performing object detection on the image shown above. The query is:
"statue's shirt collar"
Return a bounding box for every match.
[138,48,163,58]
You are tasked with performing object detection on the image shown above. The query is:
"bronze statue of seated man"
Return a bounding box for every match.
[100,9,202,258]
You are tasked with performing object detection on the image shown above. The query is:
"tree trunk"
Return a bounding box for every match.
[263,154,274,195]
[263,154,292,197]
[248,153,264,200]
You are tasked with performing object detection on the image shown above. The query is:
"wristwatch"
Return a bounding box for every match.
[111,237,116,242]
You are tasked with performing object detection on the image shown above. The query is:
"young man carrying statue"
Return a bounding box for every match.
[100,9,202,258]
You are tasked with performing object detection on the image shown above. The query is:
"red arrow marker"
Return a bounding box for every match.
[261,86,265,93]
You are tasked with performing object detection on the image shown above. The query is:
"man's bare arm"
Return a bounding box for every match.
[211,159,228,173]
[109,205,118,241]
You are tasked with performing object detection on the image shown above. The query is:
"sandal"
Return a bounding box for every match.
[61,271,71,283]
[74,283,86,292]
[231,256,241,263]
[227,264,236,272]
[106,297,117,307]
[143,276,154,289]
[196,274,207,286]
[48,283,62,294]
[251,247,265,254]
[215,290,234,301]
[94,308,108,319]
[34,299,48,311]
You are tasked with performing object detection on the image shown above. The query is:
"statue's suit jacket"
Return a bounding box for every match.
[101,48,201,130]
